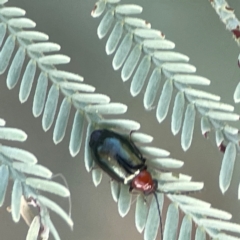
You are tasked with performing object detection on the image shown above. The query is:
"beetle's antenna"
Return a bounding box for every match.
[51,173,72,218]
[153,192,163,240]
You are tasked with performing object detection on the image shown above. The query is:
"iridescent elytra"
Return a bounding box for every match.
[89,129,162,238]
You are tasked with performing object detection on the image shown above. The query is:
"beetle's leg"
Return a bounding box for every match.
[129,130,136,139]
[128,188,144,197]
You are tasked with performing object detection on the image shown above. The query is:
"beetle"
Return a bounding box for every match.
[89,129,158,194]
[89,128,162,238]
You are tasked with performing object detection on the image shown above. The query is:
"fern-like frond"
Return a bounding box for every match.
[0,118,73,240]
[85,120,240,240]
[0,1,127,160]
[1,1,240,239]
[92,0,240,195]
[209,0,240,49]
[209,0,240,103]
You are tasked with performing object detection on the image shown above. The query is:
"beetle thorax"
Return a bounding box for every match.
[130,170,157,195]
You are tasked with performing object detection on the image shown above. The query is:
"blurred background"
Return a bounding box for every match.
[0,0,240,239]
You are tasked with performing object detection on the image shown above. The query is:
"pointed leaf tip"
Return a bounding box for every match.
[92,169,102,187]
[234,82,240,103]
[0,128,27,141]
[11,179,22,222]
[219,142,236,194]
[118,184,131,217]
[91,1,106,18]
[26,216,41,240]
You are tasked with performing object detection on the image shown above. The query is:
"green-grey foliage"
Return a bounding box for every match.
[0,118,73,240]
[0,0,239,239]
[93,0,240,196]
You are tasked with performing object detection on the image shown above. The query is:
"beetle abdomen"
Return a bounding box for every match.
[89,129,145,182]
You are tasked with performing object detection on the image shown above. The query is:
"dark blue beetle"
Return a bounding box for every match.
[89,129,158,195]
[89,129,162,238]
[89,128,202,239]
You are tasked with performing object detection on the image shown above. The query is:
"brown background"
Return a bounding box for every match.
[0,0,240,239]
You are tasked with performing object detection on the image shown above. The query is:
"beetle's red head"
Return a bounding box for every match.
[130,170,157,195]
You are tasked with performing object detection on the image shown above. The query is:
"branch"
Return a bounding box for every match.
[92,0,240,195]
[209,0,240,47]
[209,0,240,103]
[0,118,73,240]
[1,0,240,239]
